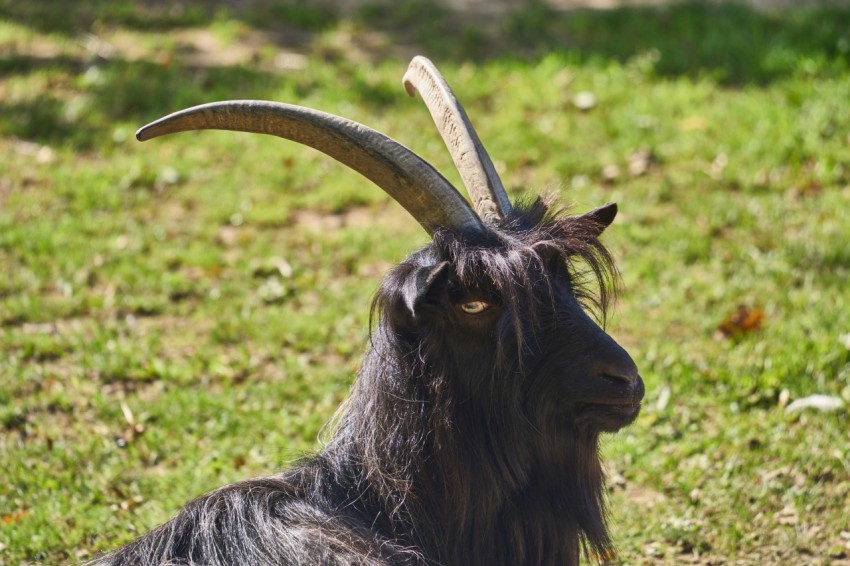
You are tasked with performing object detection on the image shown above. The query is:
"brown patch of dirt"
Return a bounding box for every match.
[622,483,667,508]
[106,26,310,69]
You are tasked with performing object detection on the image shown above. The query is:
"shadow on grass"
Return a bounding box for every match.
[0,57,281,148]
[4,0,849,81]
[0,54,404,149]
[0,0,337,34]
[1,0,848,149]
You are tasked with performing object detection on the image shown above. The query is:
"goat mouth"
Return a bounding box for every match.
[574,398,642,432]
[577,399,642,416]
[571,377,644,431]
[576,376,645,408]
[579,389,641,405]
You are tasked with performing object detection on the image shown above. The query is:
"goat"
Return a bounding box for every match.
[93,56,644,566]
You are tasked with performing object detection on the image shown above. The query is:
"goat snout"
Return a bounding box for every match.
[600,367,645,407]
[590,347,644,405]
[592,342,640,385]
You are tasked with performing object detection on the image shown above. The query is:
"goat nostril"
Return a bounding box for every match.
[599,371,636,386]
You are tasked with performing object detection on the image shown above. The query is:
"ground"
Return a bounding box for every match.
[1,1,849,564]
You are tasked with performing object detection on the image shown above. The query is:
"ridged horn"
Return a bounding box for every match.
[136,100,485,236]
[403,56,512,223]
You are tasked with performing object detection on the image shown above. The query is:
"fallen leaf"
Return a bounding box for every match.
[785,394,845,414]
[571,91,596,111]
[2,509,28,524]
[120,401,135,426]
[655,385,671,412]
[628,147,656,177]
[709,152,728,179]
[716,305,765,338]
[601,164,620,183]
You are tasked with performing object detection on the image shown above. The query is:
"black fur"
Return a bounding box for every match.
[93,197,643,566]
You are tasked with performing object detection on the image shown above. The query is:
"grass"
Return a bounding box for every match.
[1,0,849,563]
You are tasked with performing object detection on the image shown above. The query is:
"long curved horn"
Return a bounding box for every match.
[403,56,512,223]
[136,100,485,236]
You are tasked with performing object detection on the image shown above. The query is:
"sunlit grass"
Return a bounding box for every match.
[1,1,849,563]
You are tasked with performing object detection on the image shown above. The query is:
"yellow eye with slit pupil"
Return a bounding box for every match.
[460,301,489,314]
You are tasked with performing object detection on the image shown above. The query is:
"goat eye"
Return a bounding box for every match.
[459,300,490,315]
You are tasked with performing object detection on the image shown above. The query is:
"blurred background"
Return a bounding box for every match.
[1,1,849,563]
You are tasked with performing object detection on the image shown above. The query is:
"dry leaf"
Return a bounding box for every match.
[716,305,765,338]
[571,91,597,111]
[785,394,845,414]
[709,153,728,179]
[601,164,620,183]
[628,147,656,177]
[655,385,671,412]
[120,401,135,426]
[2,509,28,524]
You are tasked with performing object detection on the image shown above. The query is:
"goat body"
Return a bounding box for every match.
[95,57,643,566]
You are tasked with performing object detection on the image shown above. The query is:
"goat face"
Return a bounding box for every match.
[530,273,643,435]
[379,199,644,441]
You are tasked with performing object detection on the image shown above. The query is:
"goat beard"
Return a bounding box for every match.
[329,319,618,564]
[381,400,612,565]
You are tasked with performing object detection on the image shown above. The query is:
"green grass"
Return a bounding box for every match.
[1,1,849,563]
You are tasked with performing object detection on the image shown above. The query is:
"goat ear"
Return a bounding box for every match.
[401,261,451,317]
[578,202,618,235]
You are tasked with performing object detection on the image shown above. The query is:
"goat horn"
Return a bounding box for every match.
[136,100,485,236]
[403,56,512,223]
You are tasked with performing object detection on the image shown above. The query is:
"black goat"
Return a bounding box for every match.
[94,56,644,566]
